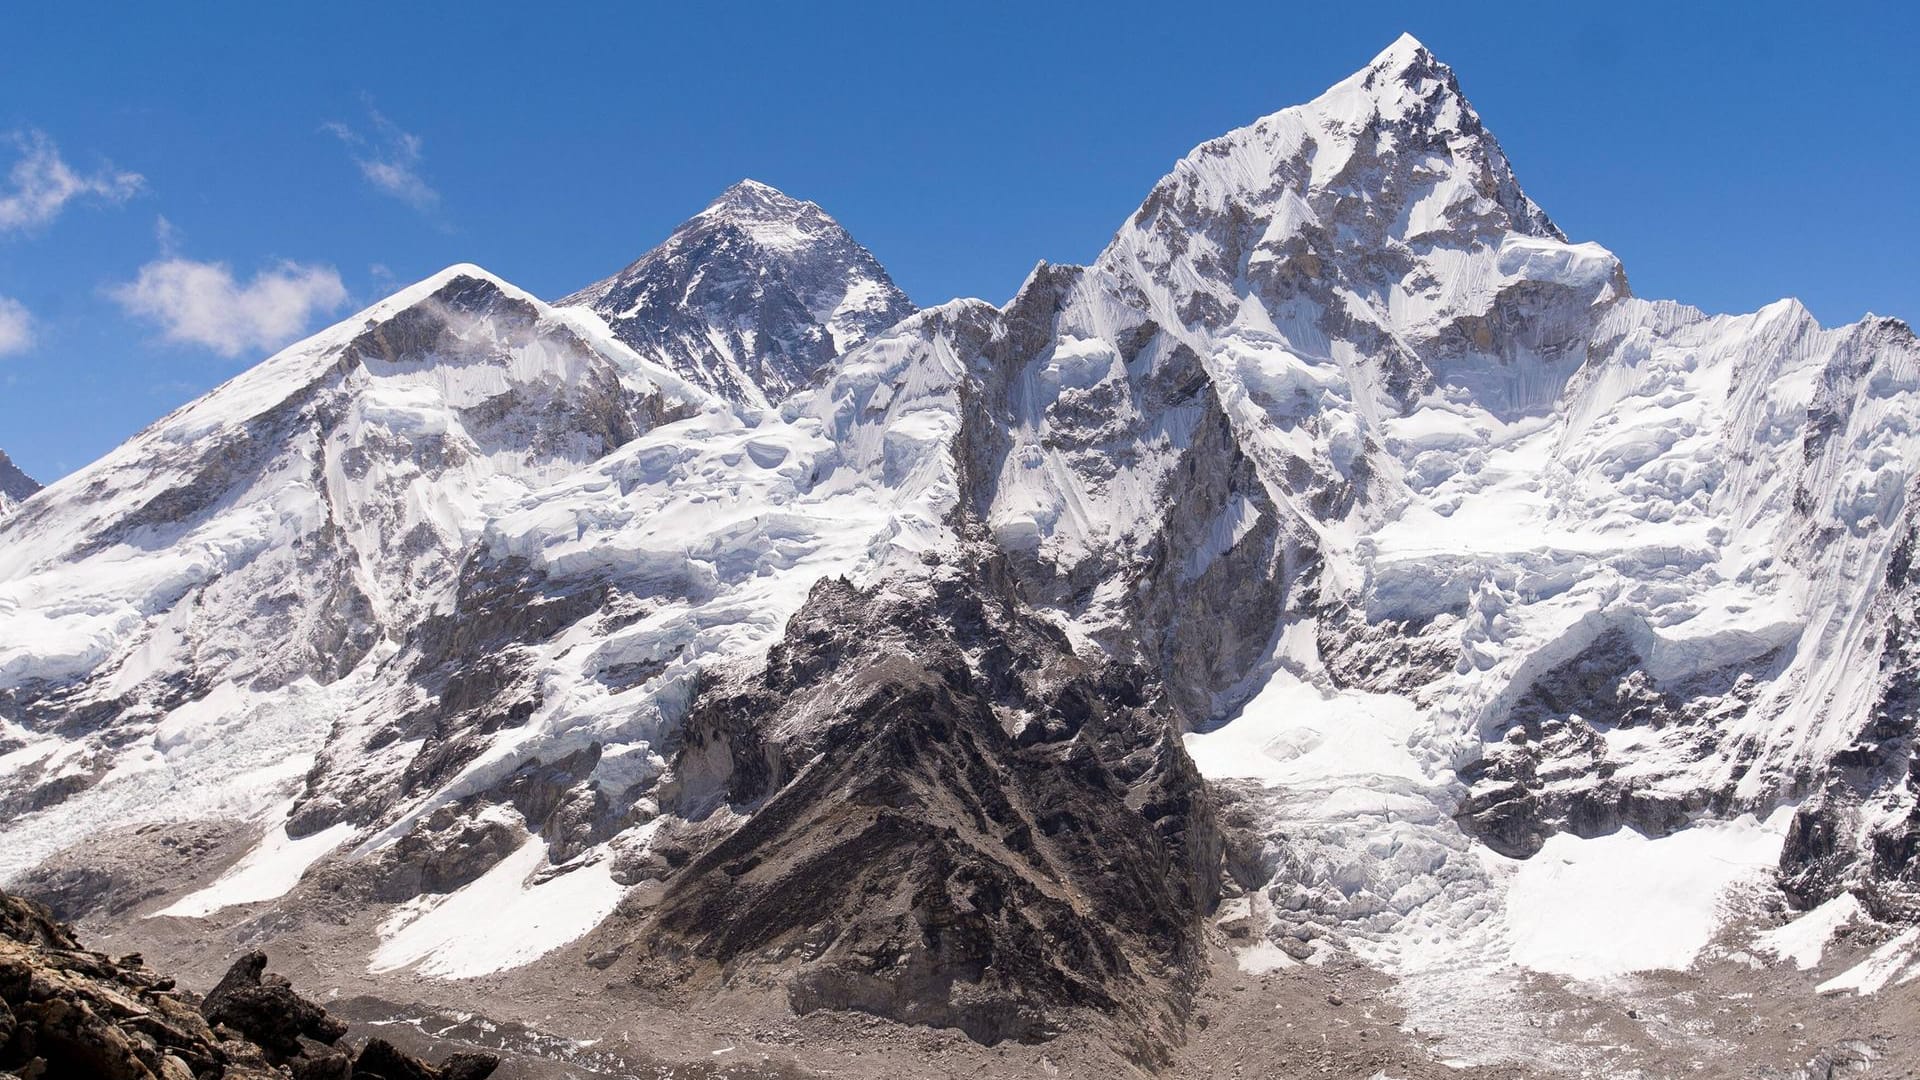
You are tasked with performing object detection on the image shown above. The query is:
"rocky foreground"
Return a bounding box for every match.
[0,888,494,1080]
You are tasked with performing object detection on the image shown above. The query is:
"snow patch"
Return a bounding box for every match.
[157,814,355,918]
[1501,809,1793,983]
[1753,893,1865,971]
[1815,926,1920,996]
[369,837,627,979]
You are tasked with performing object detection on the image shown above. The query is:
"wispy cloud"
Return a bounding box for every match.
[0,297,31,356]
[110,256,348,357]
[153,213,182,254]
[0,130,143,234]
[324,104,441,215]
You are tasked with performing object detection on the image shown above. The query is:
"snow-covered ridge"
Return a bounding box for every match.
[0,263,704,878]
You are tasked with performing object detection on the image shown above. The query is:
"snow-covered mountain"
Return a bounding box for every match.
[1,34,1916,1072]
[558,178,915,407]
[0,266,703,861]
[0,450,38,516]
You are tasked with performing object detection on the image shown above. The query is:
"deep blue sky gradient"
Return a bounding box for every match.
[3,1,1915,479]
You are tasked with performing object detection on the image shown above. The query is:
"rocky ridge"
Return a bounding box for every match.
[629,559,1220,1060]
[0,451,37,516]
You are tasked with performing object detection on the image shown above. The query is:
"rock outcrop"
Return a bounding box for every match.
[629,559,1219,1060]
[0,450,37,516]
[0,888,495,1080]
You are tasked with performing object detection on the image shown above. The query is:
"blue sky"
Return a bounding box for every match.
[2,1,1915,481]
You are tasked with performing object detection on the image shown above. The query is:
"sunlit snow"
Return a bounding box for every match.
[369,837,627,979]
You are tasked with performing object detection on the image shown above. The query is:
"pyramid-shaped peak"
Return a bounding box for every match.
[559,179,915,407]
[1328,32,1464,117]
[717,177,790,201]
[0,448,40,505]
[702,178,821,222]
[682,178,863,258]
[1368,32,1434,72]
[1103,29,1560,279]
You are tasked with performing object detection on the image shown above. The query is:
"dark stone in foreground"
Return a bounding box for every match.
[0,887,496,1080]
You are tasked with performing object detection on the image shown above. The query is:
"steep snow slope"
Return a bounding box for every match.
[0,265,704,875]
[1063,35,1920,991]
[559,179,915,408]
[275,300,987,862]
[0,450,38,516]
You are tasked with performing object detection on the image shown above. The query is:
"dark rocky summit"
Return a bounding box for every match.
[559,178,915,407]
[0,888,495,1080]
[0,450,37,513]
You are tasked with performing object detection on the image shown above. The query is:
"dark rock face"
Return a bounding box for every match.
[201,952,347,1061]
[632,562,1220,1061]
[0,887,496,1080]
[560,179,915,407]
[286,552,622,843]
[1128,385,1302,729]
[1455,628,1772,857]
[1781,519,1920,920]
[0,449,38,513]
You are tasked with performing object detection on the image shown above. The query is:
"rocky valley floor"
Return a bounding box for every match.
[42,854,1917,1080]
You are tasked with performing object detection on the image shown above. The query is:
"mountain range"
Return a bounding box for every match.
[0,34,1915,1077]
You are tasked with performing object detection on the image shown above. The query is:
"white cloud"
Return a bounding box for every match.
[0,297,31,355]
[0,130,143,233]
[324,106,440,213]
[110,257,348,357]
[153,213,181,253]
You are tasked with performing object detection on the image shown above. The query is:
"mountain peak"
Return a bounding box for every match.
[1319,31,1468,131]
[688,179,854,258]
[1368,31,1432,73]
[705,177,804,216]
[559,184,915,407]
[0,448,40,511]
[1109,32,1559,267]
[373,262,528,316]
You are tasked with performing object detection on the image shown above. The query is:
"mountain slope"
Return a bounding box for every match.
[0,264,705,873]
[559,179,915,408]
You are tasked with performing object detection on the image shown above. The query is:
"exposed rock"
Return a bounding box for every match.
[560,178,915,407]
[0,887,494,1080]
[13,820,242,923]
[632,560,1219,1061]
[201,951,347,1061]
[0,449,38,516]
[1781,505,1920,920]
[1455,628,1771,857]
